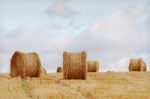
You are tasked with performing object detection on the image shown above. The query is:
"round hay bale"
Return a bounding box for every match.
[88,60,99,72]
[63,51,87,80]
[129,58,147,71]
[57,67,63,73]
[139,58,147,71]
[41,67,46,74]
[10,51,42,79]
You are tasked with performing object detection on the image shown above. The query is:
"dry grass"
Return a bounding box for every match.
[0,72,150,99]
[41,67,46,74]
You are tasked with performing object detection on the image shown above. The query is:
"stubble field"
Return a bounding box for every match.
[0,72,150,99]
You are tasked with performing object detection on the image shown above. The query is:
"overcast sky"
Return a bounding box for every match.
[0,0,150,72]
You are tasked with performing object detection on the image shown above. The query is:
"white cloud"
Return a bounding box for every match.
[67,4,150,71]
[90,11,140,45]
[129,4,145,16]
[0,25,73,72]
[106,57,130,72]
[70,10,147,52]
[46,0,77,17]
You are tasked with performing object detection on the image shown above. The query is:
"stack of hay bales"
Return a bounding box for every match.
[63,51,87,80]
[10,51,42,79]
[87,60,99,72]
[129,58,147,71]
[57,66,63,73]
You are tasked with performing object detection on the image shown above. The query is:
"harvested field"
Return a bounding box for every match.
[0,72,150,99]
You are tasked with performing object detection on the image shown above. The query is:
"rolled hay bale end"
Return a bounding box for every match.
[87,60,99,72]
[10,51,42,79]
[129,58,147,72]
[57,67,63,73]
[41,67,46,74]
[63,51,87,80]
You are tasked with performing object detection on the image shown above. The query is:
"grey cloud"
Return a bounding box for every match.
[46,0,77,17]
